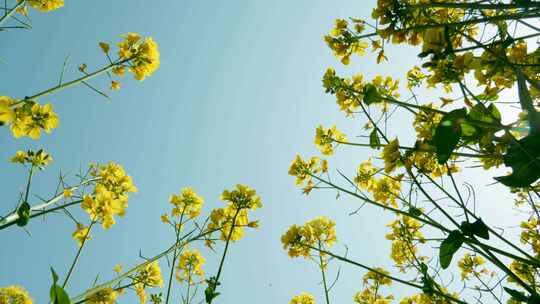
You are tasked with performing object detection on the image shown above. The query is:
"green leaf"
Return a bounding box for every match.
[50,268,71,304]
[369,129,380,149]
[363,84,381,105]
[439,230,463,269]
[470,218,489,240]
[433,108,467,164]
[495,133,540,187]
[16,202,31,227]
[504,287,528,302]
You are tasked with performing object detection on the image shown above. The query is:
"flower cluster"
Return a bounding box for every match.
[20,0,64,12]
[288,155,326,188]
[175,249,205,284]
[385,215,426,272]
[206,184,262,243]
[169,187,204,219]
[289,292,316,304]
[85,287,118,304]
[116,33,160,81]
[324,19,369,65]
[10,149,52,168]
[0,285,33,304]
[353,268,393,304]
[457,253,488,281]
[81,163,137,229]
[520,218,540,255]
[281,216,336,258]
[1,97,59,139]
[314,125,347,155]
[382,138,401,173]
[134,261,164,288]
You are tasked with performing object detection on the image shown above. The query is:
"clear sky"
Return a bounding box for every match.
[0,1,520,303]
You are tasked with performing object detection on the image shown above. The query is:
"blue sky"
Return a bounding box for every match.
[0,1,521,303]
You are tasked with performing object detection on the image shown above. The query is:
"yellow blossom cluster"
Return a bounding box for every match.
[169,187,204,219]
[322,68,365,115]
[0,97,59,139]
[289,292,316,304]
[117,33,160,81]
[207,184,262,243]
[288,155,326,189]
[353,159,402,207]
[457,253,488,281]
[81,163,137,229]
[508,260,537,286]
[314,125,347,155]
[353,268,393,304]
[10,149,52,168]
[324,19,369,65]
[134,261,164,288]
[175,249,205,284]
[281,216,336,258]
[19,0,63,12]
[0,285,33,304]
[386,215,426,272]
[85,287,118,304]
[520,218,540,254]
[382,138,401,173]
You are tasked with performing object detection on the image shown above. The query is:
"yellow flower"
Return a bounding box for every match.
[81,163,137,228]
[117,33,160,80]
[112,66,126,76]
[86,287,117,304]
[99,42,110,53]
[220,184,262,211]
[160,213,170,224]
[281,217,336,258]
[114,264,123,274]
[354,158,377,190]
[110,81,121,90]
[314,125,347,155]
[169,188,204,219]
[134,284,146,304]
[175,249,205,284]
[135,261,164,287]
[63,188,73,198]
[381,139,400,173]
[10,149,52,168]
[0,96,15,124]
[457,253,488,281]
[0,285,33,304]
[288,155,321,186]
[290,292,316,304]
[23,0,63,12]
[72,223,91,246]
[11,103,59,139]
[372,175,401,207]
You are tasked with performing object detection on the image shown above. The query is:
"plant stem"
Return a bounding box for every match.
[318,242,331,304]
[62,219,96,288]
[208,209,240,304]
[0,0,24,27]
[165,212,185,304]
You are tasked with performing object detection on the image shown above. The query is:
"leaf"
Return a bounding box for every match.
[495,133,540,187]
[439,230,463,269]
[470,218,489,240]
[503,287,528,302]
[363,84,381,105]
[50,268,71,304]
[433,108,467,164]
[369,129,380,149]
[16,202,31,227]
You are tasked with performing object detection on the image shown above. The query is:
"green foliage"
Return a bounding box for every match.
[439,230,463,269]
[50,268,71,304]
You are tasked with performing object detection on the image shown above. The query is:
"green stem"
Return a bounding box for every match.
[208,209,241,304]
[0,0,24,28]
[308,245,469,304]
[0,177,99,231]
[14,58,131,105]
[62,219,96,288]
[318,242,331,304]
[165,212,185,304]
